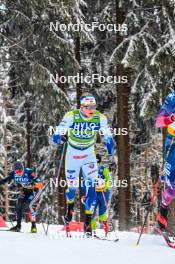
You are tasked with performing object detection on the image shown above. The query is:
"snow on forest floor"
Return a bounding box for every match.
[0,222,175,264]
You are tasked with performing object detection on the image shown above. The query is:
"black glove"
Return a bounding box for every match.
[109,161,117,173]
[62,135,68,142]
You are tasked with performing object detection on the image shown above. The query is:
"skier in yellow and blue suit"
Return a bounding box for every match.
[90,154,112,235]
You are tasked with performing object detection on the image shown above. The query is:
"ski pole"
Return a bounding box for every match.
[101,189,110,237]
[45,141,67,236]
[136,176,161,246]
[136,135,174,246]
[102,187,117,239]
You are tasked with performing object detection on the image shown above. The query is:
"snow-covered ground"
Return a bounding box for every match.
[0,222,175,264]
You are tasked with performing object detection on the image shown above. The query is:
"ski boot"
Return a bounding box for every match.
[31,222,37,233]
[84,214,92,238]
[157,203,169,231]
[9,224,21,232]
[64,203,74,237]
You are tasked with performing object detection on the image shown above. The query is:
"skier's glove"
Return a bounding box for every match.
[109,155,114,163]
[34,182,45,189]
[108,155,117,173]
[160,175,165,182]
[171,114,175,122]
[62,135,68,142]
[52,134,61,144]
[109,162,117,173]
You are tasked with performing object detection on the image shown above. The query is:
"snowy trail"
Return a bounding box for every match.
[0,223,175,264]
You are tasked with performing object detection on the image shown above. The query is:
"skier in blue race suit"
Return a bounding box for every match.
[156,91,175,230]
[0,161,44,232]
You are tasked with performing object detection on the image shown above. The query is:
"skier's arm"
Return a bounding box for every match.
[53,111,73,144]
[156,93,175,128]
[100,114,115,157]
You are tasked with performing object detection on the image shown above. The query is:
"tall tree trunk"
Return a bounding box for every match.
[58,145,67,224]
[57,69,66,223]
[75,34,81,108]
[116,1,131,231]
[75,33,85,221]
[157,88,167,207]
[162,88,167,155]
[26,95,32,167]
[3,96,9,219]
[58,69,66,94]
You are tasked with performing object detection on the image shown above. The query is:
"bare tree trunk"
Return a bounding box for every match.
[75,34,82,108]
[57,69,66,223]
[157,88,167,206]
[116,1,131,231]
[162,88,167,155]
[26,95,32,167]
[58,145,67,224]
[3,97,9,219]
[75,33,85,221]
[58,69,66,94]
[79,172,85,222]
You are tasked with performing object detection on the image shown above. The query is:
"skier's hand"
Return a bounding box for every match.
[52,134,61,144]
[160,175,165,182]
[62,135,68,142]
[109,155,114,163]
[34,182,45,189]
[109,157,117,173]
[171,114,175,122]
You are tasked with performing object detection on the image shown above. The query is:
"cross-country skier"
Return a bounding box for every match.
[52,93,115,235]
[90,154,112,236]
[156,90,175,230]
[0,161,44,232]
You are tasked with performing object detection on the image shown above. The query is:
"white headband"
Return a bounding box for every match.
[80,96,96,106]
